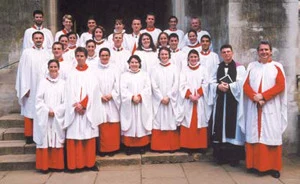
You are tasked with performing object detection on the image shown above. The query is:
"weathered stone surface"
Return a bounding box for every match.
[0,114,23,128]
[96,153,141,166]
[0,140,25,155]
[0,154,35,171]
[3,128,24,140]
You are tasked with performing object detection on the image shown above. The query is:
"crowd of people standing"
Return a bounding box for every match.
[15,10,287,179]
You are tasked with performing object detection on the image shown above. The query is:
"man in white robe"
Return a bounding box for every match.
[164,16,184,47]
[126,17,142,55]
[169,33,187,72]
[22,10,53,51]
[16,31,50,144]
[79,17,97,47]
[140,13,162,45]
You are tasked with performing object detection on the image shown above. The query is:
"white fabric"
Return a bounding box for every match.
[151,63,183,130]
[79,32,93,47]
[126,33,140,54]
[64,67,105,140]
[170,50,188,73]
[210,65,246,146]
[107,30,131,50]
[95,63,120,123]
[55,30,80,46]
[181,43,202,54]
[86,53,100,69]
[34,77,66,148]
[110,48,131,73]
[120,70,152,137]
[15,47,50,118]
[164,29,184,47]
[50,55,76,80]
[179,65,211,128]
[140,28,162,45]
[22,27,54,51]
[241,61,287,145]
[199,51,220,82]
[134,50,159,73]
[181,30,210,49]
[95,39,110,56]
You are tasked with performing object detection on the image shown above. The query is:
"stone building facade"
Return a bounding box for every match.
[0,0,299,154]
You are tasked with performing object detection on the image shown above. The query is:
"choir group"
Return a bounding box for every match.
[15,10,287,179]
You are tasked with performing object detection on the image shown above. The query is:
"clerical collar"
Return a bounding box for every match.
[88,53,97,60]
[113,47,123,51]
[76,64,88,71]
[188,41,202,48]
[159,62,171,67]
[94,39,105,45]
[99,62,110,68]
[141,47,153,52]
[146,27,155,32]
[170,48,179,53]
[188,62,200,70]
[129,69,140,73]
[201,50,210,55]
[32,25,43,30]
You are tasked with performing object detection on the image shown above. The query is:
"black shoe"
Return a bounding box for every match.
[125,148,132,156]
[108,152,115,157]
[26,136,34,144]
[229,160,240,167]
[271,170,280,178]
[140,148,146,155]
[99,152,106,157]
[39,170,49,174]
[247,168,257,174]
[89,165,99,171]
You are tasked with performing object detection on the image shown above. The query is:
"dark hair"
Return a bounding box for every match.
[220,44,233,52]
[58,34,68,41]
[187,30,197,37]
[67,31,78,39]
[127,55,142,68]
[188,49,199,58]
[99,47,111,56]
[156,32,169,48]
[32,31,44,39]
[52,42,64,50]
[137,33,156,52]
[33,10,43,17]
[92,25,106,40]
[168,15,178,23]
[201,35,211,42]
[48,59,60,69]
[146,12,156,19]
[169,33,179,40]
[257,40,272,51]
[75,47,88,57]
[87,16,96,22]
[86,39,96,47]
[158,47,171,60]
[132,17,142,23]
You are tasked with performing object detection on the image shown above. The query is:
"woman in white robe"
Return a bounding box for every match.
[95,48,121,156]
[92,26,109,55]
[179,49,211,153]
[120,55,152,155]
[181,30,202,54]
[150,47,182,152]
[34,59,65,173]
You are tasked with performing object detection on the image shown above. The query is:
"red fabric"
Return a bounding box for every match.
[180,104,207,149]
[80,95,89,109]
[262,66,285,101]
[99,122,120,152]
[197,87,203,96]
[36,148,64,170]
[132,43,137,55]
[243,74,256,101]
[122,135,150,147]
[66,138,96,170]
[185,89,192,99]
[245,143,282,172]
[24,117,33,136]
[151,129,180,151]
[76,64,88,71]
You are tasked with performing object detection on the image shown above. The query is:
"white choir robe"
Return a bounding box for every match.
[151,63,183,130]
[86,54,100,69]
[95,63,121,122]
[50,55,76,81]
[64,67,105,140]
[181,30,210,49]
[22,26,54,51]
[79,32,93,47]
[209,65,246,146]
[55,30,80,45]
[200,51,220,82]
[15,47,50,119]
[170,49,188,73]
[134,50,159,73]
[182,43,202,54]
[110,47,131,73]
[126,33,140,54]
[140,28,162,45]
[95,39,110,56]
[34,76,65,148]
[164,29,185,47]
[179,64,212,129]
[107,30,131,50]
[120,70,152,137]
[241,61,287,146]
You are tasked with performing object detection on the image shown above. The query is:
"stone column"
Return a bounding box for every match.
[172,0,187,31]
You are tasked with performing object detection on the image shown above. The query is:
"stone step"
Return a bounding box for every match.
[0,154,36,171]
[2,128,24,140]
[0,113,23,128]
[0,140,35,155]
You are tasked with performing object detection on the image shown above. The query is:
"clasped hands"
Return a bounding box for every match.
[73,102,86,115]
[101,94,112,103]
[132,95,142,104]
[218,82,229,92]
[161,97,170,105]
[253,93,265,107]
[189,93,201,104]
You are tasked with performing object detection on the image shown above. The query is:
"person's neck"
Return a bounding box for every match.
[88,52,95,57]
[224,60,232,65]
[133,31,140,35]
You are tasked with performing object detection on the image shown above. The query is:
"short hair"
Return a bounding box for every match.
[62,14,73,22]
[48,59,60,69]
[85,39,96,46]
[87,16,96,22]
[188,49,199,58]
[92,25,106,40]
[33,10,43,17]
[52,41,64,50]
[58,34,68,41]
[187,30,197,37]
[127,55,142,68]
[113,32,123,38]
[99,47,111,56]
[137,33,156,52]
[115,18,124,25]
[220,44,233,52]
[191,16,201,23]
[67,31,78,39]
[201,35,211,42]
[168,15,178,22]
[132,17,142,23]
[32,31,44,39]
[75,47,88,57]
[257,40,272,51]
[156,32,169,48]
[158,46,171,60]
[146,12,156,19]
[169,33,179,40]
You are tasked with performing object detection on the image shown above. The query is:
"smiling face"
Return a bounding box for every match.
[99,50,110,65]
[188,31,197,44]
[59,36,68,50]
[86,42,96,56]
[158,33,169,47]
[129,57,140,71]
[221,48,233,64]
[87,19,96,31]
[132,19,142,33]
[191,18,201,31]
[115,21,125,33]
[168,17,177,29]
[34,13,44,26]
[201,37,210,51]
[146,15,155,27]
[141,35,151,49]
[258,44,272,63]
[68,34,77,45]
[188,52,200,66]
[75,51,87,66]
[169,37,179,50]
[63,18,73,31]
[94,28,103,41]
[113,33,123,48]
[52,44,63,59]
[32,33,44,48]
[48,61,59,79]
[159,49,170,63]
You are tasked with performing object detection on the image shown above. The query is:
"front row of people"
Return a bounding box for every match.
[28,41,286,178]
